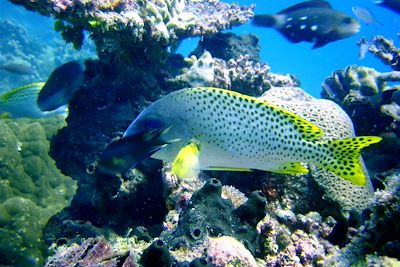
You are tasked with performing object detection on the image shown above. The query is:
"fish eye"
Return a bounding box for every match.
[343,17,352,24]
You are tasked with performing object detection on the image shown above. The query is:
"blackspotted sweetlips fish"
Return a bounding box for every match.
[99,87,381,186]
[252,0,360,49]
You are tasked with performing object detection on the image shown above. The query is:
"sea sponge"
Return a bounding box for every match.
[0,116,76,267]
[259,87,374,218]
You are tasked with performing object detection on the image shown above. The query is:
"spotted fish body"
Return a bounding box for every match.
[122,87,381,185]
[252,0,360,49]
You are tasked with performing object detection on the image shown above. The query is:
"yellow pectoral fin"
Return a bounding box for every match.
[206,167,253,172]
[268,162,309,175]
[171,142,200,179]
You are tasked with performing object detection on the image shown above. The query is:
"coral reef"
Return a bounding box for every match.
[44,31,300,243]
[322,65,400,174]
[259,86,375,219]
[7,0,396,266]
[326,169,400,266]
[168,51,298,96]
[257,210,339,266]
[162,179,267,256]
[0,116,76,267]
[10,0,254,58]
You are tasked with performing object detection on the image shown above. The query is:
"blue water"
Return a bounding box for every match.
[179,0,400,97]
[1,0,399,97]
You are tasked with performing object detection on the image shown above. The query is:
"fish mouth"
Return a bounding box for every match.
[353,22,361,33]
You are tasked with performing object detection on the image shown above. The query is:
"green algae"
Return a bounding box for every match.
[0,116,76,266]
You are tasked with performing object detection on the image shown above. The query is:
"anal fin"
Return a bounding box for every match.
[206,167,253,172]
[269,162,309,175]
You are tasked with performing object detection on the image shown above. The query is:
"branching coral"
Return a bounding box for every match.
[367,35,400,71]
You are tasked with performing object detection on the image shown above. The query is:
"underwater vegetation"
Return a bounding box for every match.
[2,0,399,266]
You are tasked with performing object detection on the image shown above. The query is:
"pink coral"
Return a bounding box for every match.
[207,236,258,267]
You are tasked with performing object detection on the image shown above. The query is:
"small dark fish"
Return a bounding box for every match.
[375,0,400,14]
[0,63,34,75]
[98,127,178,175]
[252,0,360,49]
[37,61,84,111]
[352,6,382,27]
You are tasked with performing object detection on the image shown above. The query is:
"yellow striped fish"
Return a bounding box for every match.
[0,82,67,118]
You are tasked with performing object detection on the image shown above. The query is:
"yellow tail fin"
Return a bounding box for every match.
[316,136,382,186]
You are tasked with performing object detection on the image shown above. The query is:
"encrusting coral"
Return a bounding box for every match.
[0,116,76,267]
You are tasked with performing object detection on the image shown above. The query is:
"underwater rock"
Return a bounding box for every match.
[259,86,375,219]
[140,239,174,266]
[326,169,400,266]
[162,179,267,256]
[322,65,400,173]
[190,32,261,62]
[0,117,76,267]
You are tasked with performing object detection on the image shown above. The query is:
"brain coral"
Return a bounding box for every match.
[0,116,76,267]
[259,87,374,219]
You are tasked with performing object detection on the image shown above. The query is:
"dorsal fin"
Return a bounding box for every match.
[0,82,44,102]
[278,0,332,14]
